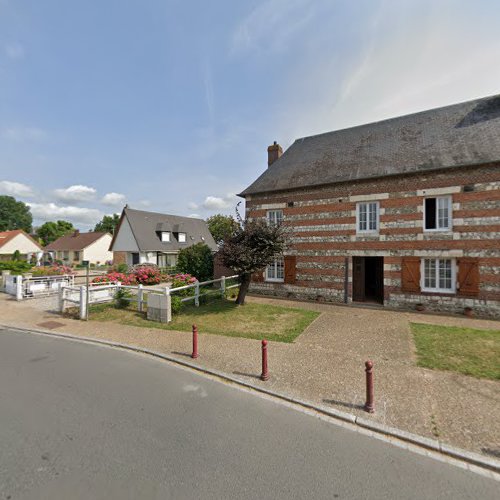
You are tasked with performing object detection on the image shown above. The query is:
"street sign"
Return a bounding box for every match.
[82,260,89,267]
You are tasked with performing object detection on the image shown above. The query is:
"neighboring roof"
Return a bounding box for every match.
[110,207,218,253]
[240,94,500,196]
[0,229,43,251]
[45,231,109,251]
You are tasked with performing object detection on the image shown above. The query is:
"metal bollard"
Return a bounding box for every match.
[364,360,374,413]
[261,340,269,381]
[192,324,199,359]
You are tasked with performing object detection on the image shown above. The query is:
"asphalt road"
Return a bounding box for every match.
[0,328,498,500]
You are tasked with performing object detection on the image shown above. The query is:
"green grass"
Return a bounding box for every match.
[89,299,320,343]
[411,323,500,380]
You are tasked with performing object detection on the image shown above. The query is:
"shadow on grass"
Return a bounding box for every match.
[322,398,364,411]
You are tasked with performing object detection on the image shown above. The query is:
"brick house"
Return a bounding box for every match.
[239,94,500,318]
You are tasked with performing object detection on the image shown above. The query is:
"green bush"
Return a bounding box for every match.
[177,243,213,282]
[0,260,32,274]
[115,263,128,273]
[114,287,132,309]
[171,295,183,314]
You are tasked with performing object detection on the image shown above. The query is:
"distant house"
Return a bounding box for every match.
[240,94,500,318]
[0,230,43,262]
[45,230,113,265]
[110,206,217,268]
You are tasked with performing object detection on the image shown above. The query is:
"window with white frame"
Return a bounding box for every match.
[357,202,379,233]
[267,209,283,226]
[178,232,186,243]
[424,196,452,231]
[266,258,284,282]
[161,231,170,242]
[421,258,455,293]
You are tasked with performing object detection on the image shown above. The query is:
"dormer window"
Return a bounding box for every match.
[178,232,186,243]
[161,231,170,242]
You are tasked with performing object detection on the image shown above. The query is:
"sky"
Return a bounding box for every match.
[1,0,500,230]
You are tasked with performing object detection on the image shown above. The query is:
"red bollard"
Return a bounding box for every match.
[364,360,374,413]
[261,340,269,381]
[191,324,199,359]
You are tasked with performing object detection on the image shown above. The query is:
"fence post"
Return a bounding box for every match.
[79,285,87,320]
[192,324,199,359]
[137,284,143,312]
[194,280,200,307]
[15,275,23,301]
[1,270,10,292]
[164,286,172,323]
[58,286,65,313]
[220,276,226,297]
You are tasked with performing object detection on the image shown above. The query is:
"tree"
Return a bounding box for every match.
[94,213,120,234]
[0,196,32,233]
[219,205,288,305]
[36,220,74,246]
[177,243,214,282]
[206,214,238,245]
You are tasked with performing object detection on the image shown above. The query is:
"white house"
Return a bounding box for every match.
[0,230,43,262]
[45,230,113,265]
[110,206,218,267]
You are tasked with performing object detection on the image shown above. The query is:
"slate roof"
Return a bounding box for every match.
[0,230,43,251]
[240,94,500,196]
[45,232,109,251]
[111,207,218,253]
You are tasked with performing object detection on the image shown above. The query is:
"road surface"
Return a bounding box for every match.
[0,327,498,499]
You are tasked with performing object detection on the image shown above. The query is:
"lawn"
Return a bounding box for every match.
[89,299,320,343]
[411,322,500,380]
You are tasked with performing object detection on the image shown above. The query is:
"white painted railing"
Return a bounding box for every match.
[2,273,75,300]
[57,275,240,323]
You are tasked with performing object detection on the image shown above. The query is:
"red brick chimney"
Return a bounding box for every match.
[267,141,283,167]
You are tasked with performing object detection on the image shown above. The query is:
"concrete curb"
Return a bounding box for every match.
[1,323,499,478]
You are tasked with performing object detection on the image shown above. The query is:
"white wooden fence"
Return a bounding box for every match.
[2,273,74,300]
[57,275,240,322]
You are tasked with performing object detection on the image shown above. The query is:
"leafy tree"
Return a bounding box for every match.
[94,213,120,234]
[206,214,238,245]
[219,205,288,305]
[36,220,74,246]
[0,196,32,232]
[12,250,21,261]
[177,243,214,282]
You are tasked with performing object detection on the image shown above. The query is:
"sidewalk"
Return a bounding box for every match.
[0,293,498,459]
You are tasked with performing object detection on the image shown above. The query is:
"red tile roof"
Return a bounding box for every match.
[0,229,43,251]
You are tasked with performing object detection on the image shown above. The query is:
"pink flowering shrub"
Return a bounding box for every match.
[133,266,161,285]
[92,272,136,285]
[170,273,197,297]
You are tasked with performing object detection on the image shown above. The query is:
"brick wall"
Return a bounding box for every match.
[113,251,127,266]
[245,163,500,318]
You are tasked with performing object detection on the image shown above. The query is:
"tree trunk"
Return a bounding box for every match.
[236,274,251,305]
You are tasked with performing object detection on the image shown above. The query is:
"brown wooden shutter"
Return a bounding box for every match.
[401,257,421,293]
[284,255,297,284]
[457,258,480,296]
[252,270,264,283]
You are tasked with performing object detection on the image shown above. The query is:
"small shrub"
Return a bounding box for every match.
[171,295,183,314]
[31,264,75,276]
[133,266,161,285]
[170,273,197,297]
[12,250,21,261]
[115,263,128,273]
[0,260,32,274]
[114,287,132,309]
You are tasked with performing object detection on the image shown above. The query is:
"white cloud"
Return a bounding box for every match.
[1,127,47,142]
[54,185,96,203]
[188,213,201,219]
[188,202,199,210]
[101,192,126,206]
[0,180,33,197]
[4,42,24,60]
[202,196,230,210]
[28,203,102,225]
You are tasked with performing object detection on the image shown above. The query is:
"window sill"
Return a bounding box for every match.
[265,279,284,283]
[420,289,456,296]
